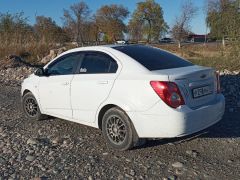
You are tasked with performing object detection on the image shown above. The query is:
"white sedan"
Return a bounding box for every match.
[21,45,225,150]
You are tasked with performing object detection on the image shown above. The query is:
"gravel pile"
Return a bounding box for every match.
[0,65,239,179]
[0,66,35,86]
[218,69,240,112]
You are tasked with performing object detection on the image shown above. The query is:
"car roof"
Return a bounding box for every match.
[104,44,143,48]
[61,44,149,57]
[65,44,144,51]
[46,44,151,74]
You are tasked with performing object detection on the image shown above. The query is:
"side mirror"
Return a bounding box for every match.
[34,67,46,77]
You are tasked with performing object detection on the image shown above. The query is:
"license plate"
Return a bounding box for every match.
[192,85,212,98]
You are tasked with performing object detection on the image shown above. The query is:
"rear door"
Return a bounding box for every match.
[71,51,119,123]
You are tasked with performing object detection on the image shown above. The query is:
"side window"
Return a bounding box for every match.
[80,52,118,74]
[109,59,118,73]
[47,53,83,76]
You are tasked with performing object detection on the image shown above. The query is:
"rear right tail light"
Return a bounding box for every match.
[150,81,185,108]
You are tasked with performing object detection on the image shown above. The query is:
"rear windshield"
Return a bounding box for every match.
[113,45,193,71]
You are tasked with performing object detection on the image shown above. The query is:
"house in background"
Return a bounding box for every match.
[188,34,208,42]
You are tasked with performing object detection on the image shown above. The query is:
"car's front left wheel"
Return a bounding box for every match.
[22,92,46,121]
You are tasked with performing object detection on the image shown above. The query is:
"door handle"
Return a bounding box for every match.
[98,80,108,84]
[62,82,70,86]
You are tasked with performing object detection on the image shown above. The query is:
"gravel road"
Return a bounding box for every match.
[0,79,240,179]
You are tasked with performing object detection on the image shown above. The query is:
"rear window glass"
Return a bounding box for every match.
[113,45,193,71]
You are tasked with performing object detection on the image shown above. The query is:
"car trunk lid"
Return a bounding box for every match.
[152,65,217,109]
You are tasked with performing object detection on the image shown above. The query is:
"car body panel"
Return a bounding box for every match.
[38,75,73,119]
[128,94,225,138]
[71,73,117,123]
[21,75,43,112]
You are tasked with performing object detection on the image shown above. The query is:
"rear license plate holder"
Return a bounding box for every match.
[192,85,212,98]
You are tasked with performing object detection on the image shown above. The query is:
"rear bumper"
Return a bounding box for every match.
[128,94,225,138]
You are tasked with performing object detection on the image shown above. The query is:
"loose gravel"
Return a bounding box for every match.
[0,68,240,179]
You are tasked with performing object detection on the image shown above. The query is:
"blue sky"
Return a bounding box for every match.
[0,0,208,34]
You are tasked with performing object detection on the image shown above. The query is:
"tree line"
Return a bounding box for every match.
[206,0,240,46]
[0,0,239,48]
[0,0,167,46]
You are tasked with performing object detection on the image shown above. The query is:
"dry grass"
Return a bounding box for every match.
[0,42,80,66]
[153,43,240,71]
[0,42,239,71]
[0,43,52,64]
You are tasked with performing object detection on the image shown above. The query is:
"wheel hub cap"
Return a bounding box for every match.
[24,97,38,117]
[106,115,127,145]
[113,126,118,134]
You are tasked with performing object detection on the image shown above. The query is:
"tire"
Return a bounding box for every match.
[22,92,47,121]
[102,107,139,151]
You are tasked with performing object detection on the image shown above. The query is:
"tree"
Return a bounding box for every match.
[0,12,34,45]
[79,17,101,44]
[128,19,143,42]
[129,0,168,43]
[87,16,101,44]
[96,4,129,42]
[171,0,198,48]
[34,16,68,44]
[62,1,90,46]
[206,0,240,47]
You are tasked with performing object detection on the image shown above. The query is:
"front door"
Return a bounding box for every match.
[38,52,83,118]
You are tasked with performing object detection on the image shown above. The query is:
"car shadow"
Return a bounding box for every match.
[135,74,240,149]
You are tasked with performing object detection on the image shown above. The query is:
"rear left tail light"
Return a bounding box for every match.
[150,81,185,108]
[215,71,221,93]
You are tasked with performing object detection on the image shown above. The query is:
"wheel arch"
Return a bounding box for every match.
[21,87,44,113]
[98,104,131,130]
[98,104,117,130]
[22,88,38,99]
[22,89,31,96]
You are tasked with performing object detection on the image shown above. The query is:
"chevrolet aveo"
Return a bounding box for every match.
[21,45,225,150]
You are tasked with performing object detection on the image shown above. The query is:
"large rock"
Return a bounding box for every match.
[172,162,184,168]
[27,138,38,145]
[41,47,67,65]
[41,55,52,65]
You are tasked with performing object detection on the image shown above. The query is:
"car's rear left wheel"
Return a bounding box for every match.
[22,92,47,121]
[102,107,140,151]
